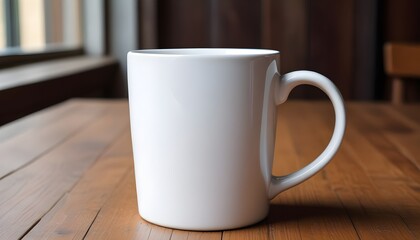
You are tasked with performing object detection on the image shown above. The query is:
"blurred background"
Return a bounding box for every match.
[0,0,419,124]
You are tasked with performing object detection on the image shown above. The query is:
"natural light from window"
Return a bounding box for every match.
[0,2,5,49]
[0,0,82,53]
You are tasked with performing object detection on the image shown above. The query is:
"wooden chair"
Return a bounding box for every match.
[384,43,420,104]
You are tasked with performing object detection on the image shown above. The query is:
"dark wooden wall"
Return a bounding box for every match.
[139,0,420,101]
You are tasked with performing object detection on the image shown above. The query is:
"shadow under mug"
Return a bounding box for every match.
[127,48,346,231]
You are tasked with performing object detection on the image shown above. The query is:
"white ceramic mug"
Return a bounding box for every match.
[127,48,345,231]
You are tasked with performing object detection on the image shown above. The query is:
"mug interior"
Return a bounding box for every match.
[130,48,278,57]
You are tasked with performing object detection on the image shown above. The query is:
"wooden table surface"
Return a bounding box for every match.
[0,99,418,240]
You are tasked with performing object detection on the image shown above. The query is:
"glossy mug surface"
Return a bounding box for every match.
[127,48,345,231]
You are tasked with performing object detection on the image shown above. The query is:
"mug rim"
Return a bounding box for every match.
[128,48,279,57]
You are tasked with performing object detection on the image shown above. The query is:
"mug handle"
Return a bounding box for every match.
[265,63,346,199]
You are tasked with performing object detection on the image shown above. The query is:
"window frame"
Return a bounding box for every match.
[4,0,20,48]
[0,0,84,69]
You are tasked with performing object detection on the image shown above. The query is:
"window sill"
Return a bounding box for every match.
[0,56,118,125]
[0,48,84,68]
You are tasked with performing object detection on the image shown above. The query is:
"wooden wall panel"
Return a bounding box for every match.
[266,0,309,98]
[158,0,210,48]
[384,0,420,42]
[268,0,308,73]
[307,0,355,99]
[353,0,378,100]
[139,0,420,101]
[209,0,261,48]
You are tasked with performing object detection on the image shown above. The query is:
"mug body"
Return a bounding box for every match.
[127,49,279,230]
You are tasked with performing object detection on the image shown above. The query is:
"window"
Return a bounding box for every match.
[0,0,82,55]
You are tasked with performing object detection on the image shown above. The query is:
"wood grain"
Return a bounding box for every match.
[0,100,128,239]
[0,100,419,239]
[276,103,360,239]
[0,100,108,179]
[289,101,419,239]
[83,170,155,240]
[23,129,133,239]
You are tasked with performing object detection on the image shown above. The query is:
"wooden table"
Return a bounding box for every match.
[0,99,418,239]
